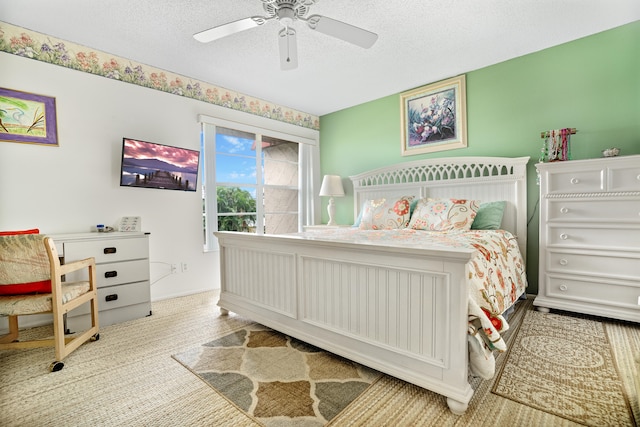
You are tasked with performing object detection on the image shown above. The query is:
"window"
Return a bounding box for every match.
[214,126,299,234]
[199,114,319,251]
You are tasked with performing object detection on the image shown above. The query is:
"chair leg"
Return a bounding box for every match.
[0,316,19,344]
[52,306,68,363]
[50,291,100,370]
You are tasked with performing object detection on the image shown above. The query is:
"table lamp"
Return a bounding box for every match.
[319,175,345,226]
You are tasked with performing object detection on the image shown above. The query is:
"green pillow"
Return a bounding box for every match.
[471,201,506,230]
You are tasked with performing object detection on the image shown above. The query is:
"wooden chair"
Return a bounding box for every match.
[0,234,100,371]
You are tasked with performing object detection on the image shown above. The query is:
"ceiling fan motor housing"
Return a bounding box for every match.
[264,0,314,24]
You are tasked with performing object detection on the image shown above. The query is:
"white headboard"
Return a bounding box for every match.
[349,156,530,259]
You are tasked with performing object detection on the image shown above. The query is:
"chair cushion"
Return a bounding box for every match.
[0,233,52,295]
[0,281,91,315]
[0,280,52,295]
[0,228,40,236]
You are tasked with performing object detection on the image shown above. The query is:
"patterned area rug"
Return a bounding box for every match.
[172,324,381,427]
[492,309,636,426]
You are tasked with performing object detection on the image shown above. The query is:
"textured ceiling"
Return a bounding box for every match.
[2,1,639,116]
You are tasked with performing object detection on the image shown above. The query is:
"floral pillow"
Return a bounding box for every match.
[358,196,415,230]
[408,198,480,231]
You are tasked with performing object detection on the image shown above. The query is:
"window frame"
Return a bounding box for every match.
[198,113,320,252]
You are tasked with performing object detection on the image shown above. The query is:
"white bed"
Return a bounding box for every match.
[214,156,529,414]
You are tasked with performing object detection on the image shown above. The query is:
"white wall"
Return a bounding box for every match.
[1,53,219,301]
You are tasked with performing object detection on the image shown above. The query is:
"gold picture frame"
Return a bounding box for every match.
[0,87,58,146]
[400,75,466,156]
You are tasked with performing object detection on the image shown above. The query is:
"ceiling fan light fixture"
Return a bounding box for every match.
[277,5,296,27]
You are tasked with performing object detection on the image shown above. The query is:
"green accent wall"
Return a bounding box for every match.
[319,21,640,293]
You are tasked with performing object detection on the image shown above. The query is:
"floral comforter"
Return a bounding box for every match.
[297,227,528,379]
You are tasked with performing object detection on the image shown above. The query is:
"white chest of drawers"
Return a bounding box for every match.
[49,232,152,331]
[534,155,640,322]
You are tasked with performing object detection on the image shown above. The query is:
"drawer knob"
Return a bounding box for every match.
[559,259,568,266]
[570,178,579,184]
[559,284,568,291]
[104,271,118,278]
[560,233,569,240]
[560,207,569,214]
[104,247,117,254]
[105,294,118,302]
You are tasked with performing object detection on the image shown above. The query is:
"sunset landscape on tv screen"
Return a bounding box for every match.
[120,138,200,191]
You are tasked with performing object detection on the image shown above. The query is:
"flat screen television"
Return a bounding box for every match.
[120,138,200,192]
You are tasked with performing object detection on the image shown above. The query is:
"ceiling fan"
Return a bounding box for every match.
[193,0,378,70]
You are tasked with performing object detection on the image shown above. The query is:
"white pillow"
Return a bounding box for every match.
[358,196,415,230]
[408,198,480,231]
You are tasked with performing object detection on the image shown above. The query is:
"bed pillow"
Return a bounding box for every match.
[352,205,365,227]
[358,196,415,230]
[408,198,480,231]
[471,201,506,230]
[353,197,420,228]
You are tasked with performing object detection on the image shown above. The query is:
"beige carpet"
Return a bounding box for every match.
[173,325,381,426]
[1,291,639,426]
[492,309,636,426]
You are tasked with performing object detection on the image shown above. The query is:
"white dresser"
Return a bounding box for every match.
[535,155,640,322]
[50,232,152,331]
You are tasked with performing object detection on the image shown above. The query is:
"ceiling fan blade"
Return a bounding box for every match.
[305,15,377,49]
[193,16,267,43]
[278,27,298,70]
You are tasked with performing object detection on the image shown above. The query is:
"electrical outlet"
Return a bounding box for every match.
[181,262,188,272]
[171,264,177,274]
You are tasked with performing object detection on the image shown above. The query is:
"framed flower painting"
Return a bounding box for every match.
[400,75,466,156]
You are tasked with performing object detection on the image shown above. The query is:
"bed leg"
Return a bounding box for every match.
[446,397,468,415]
[536,306,550,313]
[219,308,229,316]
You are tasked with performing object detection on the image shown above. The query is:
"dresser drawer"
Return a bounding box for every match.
[609,164,640,192]
[68,280,151,317]
[547,251,640,279]
[548,226,640,251]
[547,169,604,194]
[63,237,149,263]
[96,259,149,287]
[64,259,149,287]
[547,199,640,222]
[545,275,640,309]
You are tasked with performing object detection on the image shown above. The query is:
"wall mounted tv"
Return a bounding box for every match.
[120,138,200,192]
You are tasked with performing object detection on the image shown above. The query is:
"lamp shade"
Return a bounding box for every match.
[319,175,345,197]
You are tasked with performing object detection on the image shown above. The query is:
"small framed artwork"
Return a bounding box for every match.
[0,87,59,146]
[400,75,467,156]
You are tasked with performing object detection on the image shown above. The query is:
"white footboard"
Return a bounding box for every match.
[215,231,476,414]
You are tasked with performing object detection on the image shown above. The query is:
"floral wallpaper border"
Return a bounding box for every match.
[0,21,320,130]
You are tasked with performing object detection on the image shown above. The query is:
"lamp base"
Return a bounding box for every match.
[327,197,337,226]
